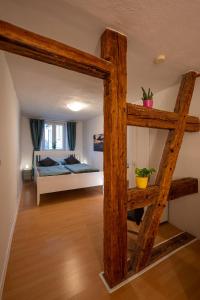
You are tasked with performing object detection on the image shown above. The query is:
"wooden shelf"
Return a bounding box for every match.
[128,185,159,209]
[127,103,200,132]
[127,177,198,210]
[168,177,198,200]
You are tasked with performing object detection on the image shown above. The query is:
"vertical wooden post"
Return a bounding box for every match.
[101,29,127,287]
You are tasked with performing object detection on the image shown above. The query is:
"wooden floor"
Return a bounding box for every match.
[3,183,200,300]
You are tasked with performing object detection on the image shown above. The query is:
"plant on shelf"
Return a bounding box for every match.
[141,87,154,108]
[135,167,156,189]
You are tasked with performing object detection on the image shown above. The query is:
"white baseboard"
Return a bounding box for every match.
[0,187,22,299]
[99,237,198,293]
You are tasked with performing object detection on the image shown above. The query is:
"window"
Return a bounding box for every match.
[42,122,65,150]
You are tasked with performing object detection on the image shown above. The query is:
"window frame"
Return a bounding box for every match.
[42,121,66,151]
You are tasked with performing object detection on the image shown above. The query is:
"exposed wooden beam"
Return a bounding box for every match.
[132,72,197,272]
[101,29,128,287]
[148,232,195,265]
[127,103,200,132]
[168,177,198,200]
[128,231,195,273]
[127,177,198,210]
[0,20,112,79]
[128,186,159,210]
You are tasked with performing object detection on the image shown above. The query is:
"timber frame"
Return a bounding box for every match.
[0,20,199,289]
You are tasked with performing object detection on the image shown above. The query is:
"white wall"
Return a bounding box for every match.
[20,118,83,168]
[0,51,21,296]
[83,114,150,187]
[83,113,168,221]
[20,116,32,170]
[82,115,103,170]
[127,126,150,188]
[150,82,200,237]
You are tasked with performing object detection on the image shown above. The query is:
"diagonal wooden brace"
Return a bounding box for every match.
[131,71,197,272]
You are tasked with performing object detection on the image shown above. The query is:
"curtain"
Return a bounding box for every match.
[67,122,76,151]
[30,119,44,174]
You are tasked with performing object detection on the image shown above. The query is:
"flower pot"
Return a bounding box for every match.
[143,99,153,108]
[136,176,148,189]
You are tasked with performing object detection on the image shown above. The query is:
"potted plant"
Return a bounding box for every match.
[141,87,154,108]
[135,167,156,189]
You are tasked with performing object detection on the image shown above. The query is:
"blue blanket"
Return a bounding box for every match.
[65,163,99,174]
[37,165,71,177]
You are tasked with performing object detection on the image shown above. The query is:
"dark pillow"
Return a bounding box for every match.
[38,157,59,167]
[64,155,80,165]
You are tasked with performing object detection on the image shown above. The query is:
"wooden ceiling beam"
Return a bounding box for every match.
[0,20,112,79]
[127,103,200,132]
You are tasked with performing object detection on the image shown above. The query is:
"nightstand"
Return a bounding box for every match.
[22,169,32,182]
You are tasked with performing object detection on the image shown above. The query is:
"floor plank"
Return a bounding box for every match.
[3,183,200,300]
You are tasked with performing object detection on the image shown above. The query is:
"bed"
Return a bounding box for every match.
[65,163,99,173]
[37,165,71,177]
[34,151,103,205]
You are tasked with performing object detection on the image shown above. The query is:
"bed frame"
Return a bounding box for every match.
[34,151,103,205]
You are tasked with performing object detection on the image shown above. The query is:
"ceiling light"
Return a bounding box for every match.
[67,101,87,112]
[154,54,166,64]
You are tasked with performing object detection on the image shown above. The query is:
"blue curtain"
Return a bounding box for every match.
[30,119,44,174]
[67,122,76,151]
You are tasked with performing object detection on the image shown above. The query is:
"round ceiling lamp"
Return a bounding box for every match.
[67,101,87,111]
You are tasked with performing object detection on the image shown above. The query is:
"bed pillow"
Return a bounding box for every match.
[64,155,80,165]
[38,157,59,167]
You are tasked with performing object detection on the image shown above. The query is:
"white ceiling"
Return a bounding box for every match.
[6,53,103,121]
[1,0,200,120]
